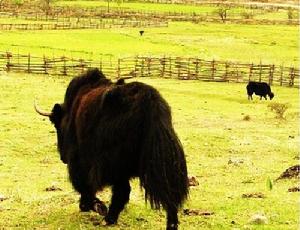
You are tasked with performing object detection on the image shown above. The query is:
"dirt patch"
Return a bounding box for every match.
[45,185,63,192]
[276,165,300,180]
[288,186,300,192]
[136,217,147,222]
[89,216,101,226]
[183,209,214,216]
[242,192,265,198]
[249,213,268,225]
[188,176,199,187]
[0,194,8,202]
[294,155,300,160]
[228,158,244,166]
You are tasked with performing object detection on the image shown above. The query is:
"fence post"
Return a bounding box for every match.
[289,67,295,86]
[161,56,166,78]
[211,59,215,79]
[134,56,138,77]
[249,63,253,81]
[99,56,103,71]
[224,62,229,81]
[187,58,191,79]
[259,60,262,82]
[79,59,84,73]
[117,58,121,78]
[27,53,31,73]
[141,57,145,77]
[148,58,152,76]
[43,55,48,74]
[169,57,172,78]
[195,58,199,79]
[62,56,67,76]
[280,65,283,86]
[176,57,181,79]
[6,52,12,72]
[269,64,274,85]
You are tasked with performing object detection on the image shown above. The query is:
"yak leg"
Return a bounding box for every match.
[79,192,107,216]
[166,206,179,230]
[105,180,131,225]
[68,160,107,215]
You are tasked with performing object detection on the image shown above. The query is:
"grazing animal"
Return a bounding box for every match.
[35,68,189,230]
[246,81,274,100]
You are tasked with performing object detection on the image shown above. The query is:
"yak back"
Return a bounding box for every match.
[71,80,170,185]
[64,68,112,111]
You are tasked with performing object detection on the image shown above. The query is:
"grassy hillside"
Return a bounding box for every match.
[0,73,298,229]
[54,0,299,19]
[0,0,298,229]
[0,22,298,66]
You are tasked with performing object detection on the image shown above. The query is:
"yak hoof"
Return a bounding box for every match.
[79,203,92,212]
[167,224,178,230]
[93,201,108,216]
[104,215,117,225]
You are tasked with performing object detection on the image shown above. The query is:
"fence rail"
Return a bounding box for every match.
[0,19,167,31]
[138,0,299,10]
[0,52,298,87]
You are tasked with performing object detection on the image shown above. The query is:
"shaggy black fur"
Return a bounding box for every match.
[246,81,274,100]
[48,68,189,229]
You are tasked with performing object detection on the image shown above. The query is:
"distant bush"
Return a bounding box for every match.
[243,115,251,121]
[12,0,24,5]
[287,7,295,20]
[241,10,254,19]
[214,7,229,23]
[268,102,289,119]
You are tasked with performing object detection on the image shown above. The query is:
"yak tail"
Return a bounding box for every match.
[139,88,189,211]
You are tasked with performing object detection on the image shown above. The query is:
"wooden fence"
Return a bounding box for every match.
[140,0,299,10]
[0,5,298,27]
[0,52,298,87]
[0,19,167,31]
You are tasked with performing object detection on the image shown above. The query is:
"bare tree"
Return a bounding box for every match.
[107,0,110,13]
[40,0,52,18]
[215,7,229,23]
[287,7,295,20]
[0,0,5,10]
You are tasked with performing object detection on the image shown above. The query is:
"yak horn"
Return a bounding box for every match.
[34,99,51,117]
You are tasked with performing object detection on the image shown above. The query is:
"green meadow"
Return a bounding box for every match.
[0,0,299,229]
[0,73,299,229]
[0,22,298,66]
[55,0,297,20]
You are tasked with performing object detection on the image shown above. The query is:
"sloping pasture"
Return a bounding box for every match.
[0,21,298,66]
[0,73,298,229]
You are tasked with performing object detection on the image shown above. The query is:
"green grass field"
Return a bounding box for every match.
[0,0,299,229]
[0,73,299,229]
[1,1,299,67]
[54,0,298,20]
[0,21,298,66]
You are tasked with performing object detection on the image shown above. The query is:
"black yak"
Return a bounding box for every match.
[35,68,189,230]
[246,81,274,100]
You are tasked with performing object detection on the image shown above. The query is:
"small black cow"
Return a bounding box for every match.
[246,81,274,100]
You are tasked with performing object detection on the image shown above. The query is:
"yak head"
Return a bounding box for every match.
[35,68,110,164]
[34,100,68,163]
[269,92,274,100]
